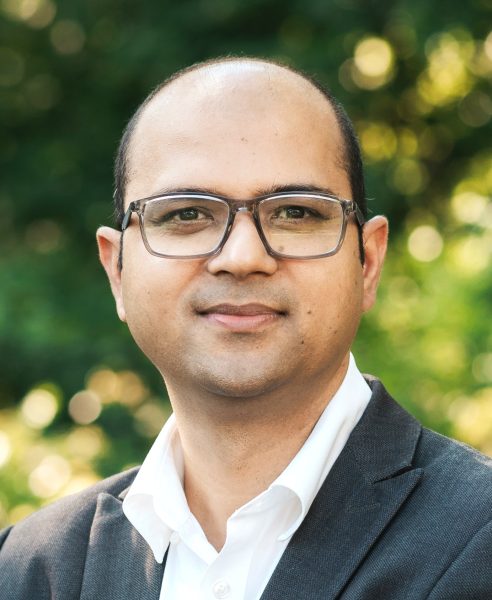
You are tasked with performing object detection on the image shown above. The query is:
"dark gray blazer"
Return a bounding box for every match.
[1,378,491,599]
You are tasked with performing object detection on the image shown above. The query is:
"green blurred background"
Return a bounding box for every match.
[1,0,491,527]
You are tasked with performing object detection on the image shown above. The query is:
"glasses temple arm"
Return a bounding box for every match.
[354,203,366,227]
[121,203,136,231]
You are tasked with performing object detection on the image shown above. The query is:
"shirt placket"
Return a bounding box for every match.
[198,517,255,600]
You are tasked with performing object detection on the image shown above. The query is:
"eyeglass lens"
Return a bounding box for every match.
[142,195,345,257]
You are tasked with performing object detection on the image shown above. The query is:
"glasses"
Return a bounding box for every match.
[121,191,365,259]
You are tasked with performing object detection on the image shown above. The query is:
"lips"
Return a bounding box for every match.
[197,303,286,331]
[200,303,284,316]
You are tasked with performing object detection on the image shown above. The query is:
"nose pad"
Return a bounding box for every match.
[223,208,265,252]
[207,210,278,277]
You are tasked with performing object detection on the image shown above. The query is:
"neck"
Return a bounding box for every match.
[165,355,349,550]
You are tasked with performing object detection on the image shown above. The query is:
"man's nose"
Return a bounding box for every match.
[206,211,278,279]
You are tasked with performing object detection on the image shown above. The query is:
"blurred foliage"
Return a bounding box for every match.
[1,0,491,527]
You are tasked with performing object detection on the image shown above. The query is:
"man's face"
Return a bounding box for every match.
[98,63,387,403]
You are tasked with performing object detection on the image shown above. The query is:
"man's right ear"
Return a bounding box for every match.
[96,227,127,322]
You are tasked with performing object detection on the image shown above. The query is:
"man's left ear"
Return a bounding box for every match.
[361,216,388,313]
[96,226,127,322]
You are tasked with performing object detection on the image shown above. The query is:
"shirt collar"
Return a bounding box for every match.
[123,415,186,562]
[123,353,371,560]
[272,353,371,540]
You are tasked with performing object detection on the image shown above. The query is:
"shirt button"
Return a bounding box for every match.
[212,579,231,599]
[169,532,180,544]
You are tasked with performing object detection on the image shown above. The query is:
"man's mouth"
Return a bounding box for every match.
[197,303,286,332]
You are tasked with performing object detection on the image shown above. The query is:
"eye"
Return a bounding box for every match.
[171,207,200,221]
[283,206,305,219]
[274,205,319,220]
[147,206,213,226]
[164,207,207,222]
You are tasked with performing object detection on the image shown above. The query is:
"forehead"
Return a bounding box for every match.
[125,62,349,202]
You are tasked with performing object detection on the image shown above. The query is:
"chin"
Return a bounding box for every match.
[195,366,287,399]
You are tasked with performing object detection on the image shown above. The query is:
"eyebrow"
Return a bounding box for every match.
[150,183,341,199]
[258,183,340,197]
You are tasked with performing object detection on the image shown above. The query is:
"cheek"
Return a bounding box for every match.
[298,262,364,340]
[120,258,194,342]
[121,279,168,350]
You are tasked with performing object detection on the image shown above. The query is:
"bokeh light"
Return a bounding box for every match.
[352,37,395,89]
[28,454,71,498]
[458,91,492,127]
[20,387,59,429]
[451,191,489,225]
[134,402,169,438]
[417,32,474,107]
[2,0,57,28]
[448,235,491,275]
[68,390,102,425]
[86,368,147,406]
[407,225,443,262]
[422,334,466,377]
[391,159,428,195]
[449,389,492,454]
[50,19,86,55]
[65,426,106,460]
[359,121,397,161]
[398,128,419,157]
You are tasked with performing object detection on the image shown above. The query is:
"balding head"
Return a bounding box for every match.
[113,57,366,228]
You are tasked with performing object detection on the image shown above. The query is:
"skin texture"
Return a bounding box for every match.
[97,60,388,549]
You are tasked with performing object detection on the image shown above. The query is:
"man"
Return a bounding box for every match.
[0,57,491,599]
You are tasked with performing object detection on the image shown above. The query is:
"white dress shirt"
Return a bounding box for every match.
[123,354,372,600]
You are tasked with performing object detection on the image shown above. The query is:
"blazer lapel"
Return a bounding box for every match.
[261,379,423,600]
[80,491,165,600]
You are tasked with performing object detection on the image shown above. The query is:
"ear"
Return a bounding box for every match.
[361,216,388,313]
[96,226,127,322]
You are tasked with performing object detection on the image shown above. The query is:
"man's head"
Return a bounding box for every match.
[97,57,387,407]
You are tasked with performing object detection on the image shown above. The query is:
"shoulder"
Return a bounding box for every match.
[417,425,492,506]
[1,466,138,548]
[0,467,139,592]
[359,378,492,596]
[367,375,492,476]
[365,375,492,516]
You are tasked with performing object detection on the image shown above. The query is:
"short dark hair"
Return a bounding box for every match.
[113,56,367,263]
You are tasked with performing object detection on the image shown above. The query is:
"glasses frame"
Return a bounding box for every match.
[121,191,366,260]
